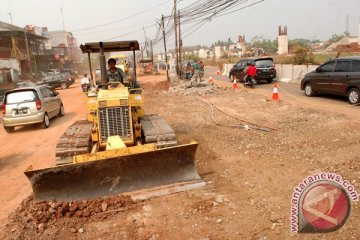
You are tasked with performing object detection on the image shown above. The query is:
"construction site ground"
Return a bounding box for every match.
[0,72,359,240]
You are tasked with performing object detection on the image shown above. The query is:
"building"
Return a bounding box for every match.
[0,21,47,85]
[214,46,224,58]
[48,30,80,68]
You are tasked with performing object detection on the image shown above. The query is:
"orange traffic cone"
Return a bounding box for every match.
[216,69,220,75]
[272,83,279,100]
[208,75,213,83]
[233,77,238,89]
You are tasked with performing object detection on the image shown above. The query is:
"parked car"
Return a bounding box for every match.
[300,56,360,105]
[37,73,74,89]
[2,86,65,133]
[229,57,276,83]
[47,69,60,75]
[15,81,37,88]
[61,69,77,82]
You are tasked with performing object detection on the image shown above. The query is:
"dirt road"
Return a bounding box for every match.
[0,81,87,228]
[1,75,359,239]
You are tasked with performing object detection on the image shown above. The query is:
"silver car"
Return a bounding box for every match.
[2,86,64,133]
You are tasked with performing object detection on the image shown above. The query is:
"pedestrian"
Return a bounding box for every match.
[185,62,193,80]
[190,61,204,85]
[81,73,90,92]
[199,61,204,69]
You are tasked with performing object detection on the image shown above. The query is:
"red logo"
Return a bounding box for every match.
[301,183,351,232]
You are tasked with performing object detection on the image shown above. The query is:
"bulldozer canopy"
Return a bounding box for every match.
[80,41,140,53]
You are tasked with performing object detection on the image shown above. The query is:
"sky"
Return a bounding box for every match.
[0,0,360,53]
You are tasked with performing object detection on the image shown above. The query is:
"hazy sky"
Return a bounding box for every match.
[0,0,359,52]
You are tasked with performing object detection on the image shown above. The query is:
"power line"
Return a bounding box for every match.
[70,0,171,32]
[102,24,156,41]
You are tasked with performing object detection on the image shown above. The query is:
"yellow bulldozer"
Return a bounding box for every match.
[25,41,204,201]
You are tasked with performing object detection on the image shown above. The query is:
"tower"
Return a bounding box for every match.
[277,25,288,55]
[237,35,246,56]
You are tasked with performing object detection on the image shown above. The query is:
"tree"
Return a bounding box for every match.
[293,45,313,65]
[211,39,235,48]
[184,54,200,62]
[289,39,312,48]
[250,36,278,54]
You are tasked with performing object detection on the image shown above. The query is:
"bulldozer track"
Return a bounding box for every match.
[141,114,177,148]
[55,120,93,165]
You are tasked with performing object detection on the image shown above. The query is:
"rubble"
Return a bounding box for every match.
[4,195,139,239]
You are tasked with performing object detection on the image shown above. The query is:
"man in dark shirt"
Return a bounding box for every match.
[107,58,128,84]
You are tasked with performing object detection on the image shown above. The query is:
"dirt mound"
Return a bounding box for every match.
[4,194,141,239]
[141,80,170,91]
[335,42,360,52]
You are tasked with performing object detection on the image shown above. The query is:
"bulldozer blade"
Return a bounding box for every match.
[25,142,203,202]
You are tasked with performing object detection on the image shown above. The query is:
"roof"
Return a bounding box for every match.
[80,41,140,53]
[333,56,360,61]
[0,21,47,40]
[236,57,273,62]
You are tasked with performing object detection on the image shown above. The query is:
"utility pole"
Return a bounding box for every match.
[150,40,153,62]
[178,10,182,78]
[8,12,13,24]
[24,28,33,77]
[161,15,170,82]
[173,0,179,76]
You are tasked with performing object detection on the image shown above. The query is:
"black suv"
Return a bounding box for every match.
[300,57,360,105]
[229,57,276,83]
[37,73,74,90]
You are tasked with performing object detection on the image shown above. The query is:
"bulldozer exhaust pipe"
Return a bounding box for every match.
[25,142,203,202]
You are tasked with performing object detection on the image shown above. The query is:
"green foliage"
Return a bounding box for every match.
[289,39,312,48]
[293,45,311,64]
[250,36,278,54]
[184,54,200,62]
[211,39,235,48]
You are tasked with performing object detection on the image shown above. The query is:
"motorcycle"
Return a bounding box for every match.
[81,84,90,93]
[243,75,257,89]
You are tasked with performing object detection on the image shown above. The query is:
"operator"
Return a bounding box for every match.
[107,58,129,84]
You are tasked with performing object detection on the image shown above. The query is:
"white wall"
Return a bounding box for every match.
[0,59,20,73]
[275,64,319,83]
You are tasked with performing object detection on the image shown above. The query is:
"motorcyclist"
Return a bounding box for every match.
[246,62,257,85]
[81,73,90,92]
